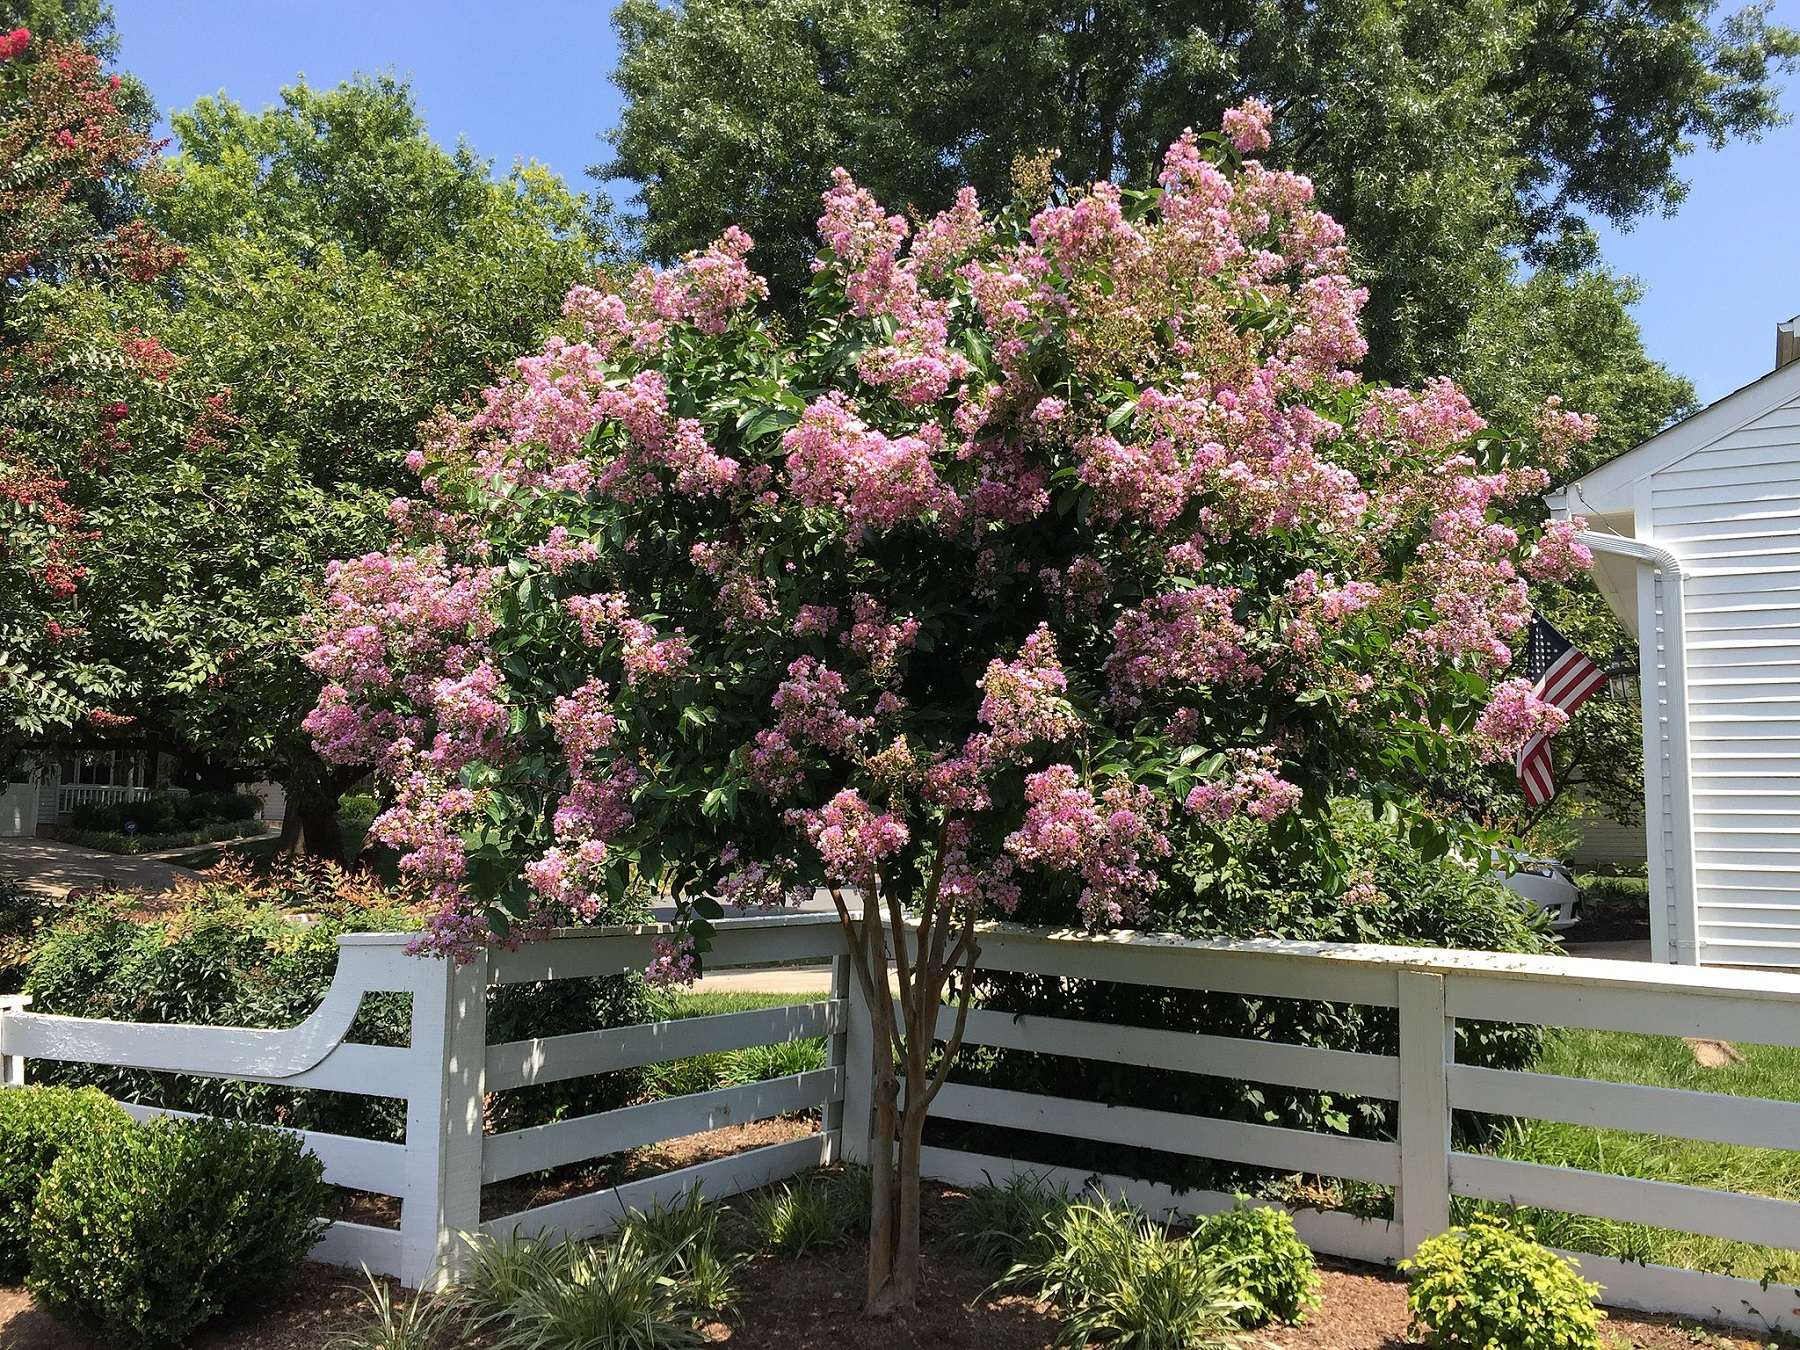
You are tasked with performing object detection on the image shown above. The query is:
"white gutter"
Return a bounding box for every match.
[1573,532,1699,965]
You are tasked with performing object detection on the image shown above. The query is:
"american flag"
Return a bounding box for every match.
[1514,615,1608,806]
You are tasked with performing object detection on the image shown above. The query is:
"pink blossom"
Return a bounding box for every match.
[1106,588,1259,705]
[1184,748,1303,824]
[979,624,1081,759]
[1525,518,1594,582]
[798,789,909,886]
[1474,677,1570,764]
[1222,98,1273,154]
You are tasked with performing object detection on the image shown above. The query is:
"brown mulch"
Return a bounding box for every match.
[2,1185,1790,1350]
[1260,1262,1790,1349]
[0,1263,375,1350]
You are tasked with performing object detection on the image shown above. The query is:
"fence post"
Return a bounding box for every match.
[1396,969,1452,1258]
[0,994,29,1087]
[838,921,876,1167]
[400,949,488,1288]
[820,952,852,1164]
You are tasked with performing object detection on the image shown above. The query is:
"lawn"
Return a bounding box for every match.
[1477,1027,1800,1282]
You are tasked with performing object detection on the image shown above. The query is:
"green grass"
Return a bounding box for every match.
[640,989,826,1100]
[652,990,815,1018]
[1474,1027,1800,1283]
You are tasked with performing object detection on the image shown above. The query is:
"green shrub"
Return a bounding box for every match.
[1003,1195,1242,1350]
[497,1232,707,1349]
[0,1086,131,1280]
[53,817,271,855]
[23,863,651,1140]
[949,807,1552,1195]
[953,1172,1072,1268]
[1402,1220,1605,1350]
[28,1117,332,1348]
[69,789,261,835]
[1193,1200,1320,1327]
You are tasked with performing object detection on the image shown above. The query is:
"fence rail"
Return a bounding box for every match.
[4,915,1800,1332]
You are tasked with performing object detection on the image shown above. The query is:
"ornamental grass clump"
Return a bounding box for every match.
[307,95,1599,1312]
[496,1232,707,1350]
[745,1167,868,1256]
[954,1171,1073,1268]
[1003,1194,1244,1349]
[1402,1220,1605,1350]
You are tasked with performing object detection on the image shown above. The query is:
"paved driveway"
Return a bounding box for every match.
[0,837,196,900]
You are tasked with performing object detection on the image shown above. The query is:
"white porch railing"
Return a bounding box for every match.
[2,915,1799,1332]
[53,783,155,820]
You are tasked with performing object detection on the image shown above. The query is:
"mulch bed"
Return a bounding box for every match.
[2,1173,1790,1349]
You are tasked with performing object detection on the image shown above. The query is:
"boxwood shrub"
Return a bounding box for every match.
[0,1086,131,1280]
[28,1116,333,1348]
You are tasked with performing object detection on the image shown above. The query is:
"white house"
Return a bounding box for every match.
[1555,316,1800,966]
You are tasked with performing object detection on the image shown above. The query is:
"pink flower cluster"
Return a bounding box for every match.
[563,225,767,353]
[302,548,500,772]
[1357,378,1487,455]
[566,592,694,687]
[1525,518,1594,582]
[798,789,910,887]
[1184,748,1304,825]
[1283,570,1381,654]
[1222,97,1273,154]
[1005,766,1171,927]
[1474,678,1570,763]
[842,593,919,677]
[1534,396,1601,465]
[978,624,1081,759]
[783,395,958,531]
[549,678,616,772]
[1105,588,1260,706]
[526,526,600,575]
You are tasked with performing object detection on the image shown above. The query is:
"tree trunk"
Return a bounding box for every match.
[833,853,980,1320]
[277,759,347,861]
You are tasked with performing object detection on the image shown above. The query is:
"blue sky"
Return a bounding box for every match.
[115,0,1799,406]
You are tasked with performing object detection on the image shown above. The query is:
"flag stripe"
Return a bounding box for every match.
[1511,612,1608,807]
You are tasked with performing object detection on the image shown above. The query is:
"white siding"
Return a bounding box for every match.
[1650,391,1800,965]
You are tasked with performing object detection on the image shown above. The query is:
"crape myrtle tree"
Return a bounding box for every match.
[306,103,1597,1312]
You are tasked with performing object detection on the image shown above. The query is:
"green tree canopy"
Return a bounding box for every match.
[602,0,1793,387]
[54,75,621,850]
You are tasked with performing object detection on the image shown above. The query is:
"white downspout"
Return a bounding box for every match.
[1572,531,1699,965]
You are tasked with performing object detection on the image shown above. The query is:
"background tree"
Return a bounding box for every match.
[0,19,183,762]
[59,77,621,853]
[311,106,1597,1310]
[604,0,1793,381]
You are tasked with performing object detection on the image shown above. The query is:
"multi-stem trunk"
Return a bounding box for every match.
[830,839,979,1319]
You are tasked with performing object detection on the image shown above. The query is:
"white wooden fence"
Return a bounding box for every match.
[0,913,853,1287]
[4,914,1800,1332]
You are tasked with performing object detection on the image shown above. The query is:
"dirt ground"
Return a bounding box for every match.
[1,1171,1790,1350]
[5,1254,1787,1350]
